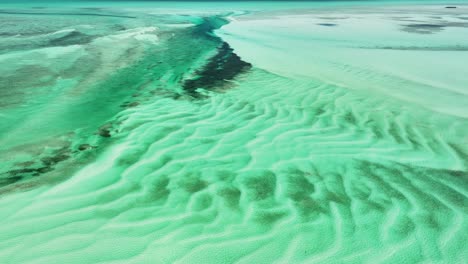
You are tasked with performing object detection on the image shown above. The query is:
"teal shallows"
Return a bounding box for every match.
[0,9,224,184]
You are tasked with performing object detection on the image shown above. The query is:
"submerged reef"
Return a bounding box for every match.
[183,42,252,97]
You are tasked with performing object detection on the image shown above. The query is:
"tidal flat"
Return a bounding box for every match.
[0,1,467,263]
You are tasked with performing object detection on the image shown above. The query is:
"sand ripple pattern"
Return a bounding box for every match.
[0,69,467,263]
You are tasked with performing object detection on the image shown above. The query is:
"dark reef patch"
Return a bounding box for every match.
[120,101,140,108]
[0,176,22,187]
[400,22,468,34]
[0,147,72,187]
[48,30,95,47]
[98,124,113,138]
[78,144,95,151]
[317,23,337,27]
[175,16,252,98]
[406,24,444,28]
[183,42,252,97]
[80,8,103,11]
[191,16,229,39]
[401,23,445,34]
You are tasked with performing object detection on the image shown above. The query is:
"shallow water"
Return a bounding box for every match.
[0,1,467,263]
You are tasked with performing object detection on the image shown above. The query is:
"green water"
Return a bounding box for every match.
[0,1,467,263]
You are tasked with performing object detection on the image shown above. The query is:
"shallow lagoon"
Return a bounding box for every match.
[0,1,467,263]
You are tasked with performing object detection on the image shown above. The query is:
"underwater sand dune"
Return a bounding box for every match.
[0,2,467,264]
[0,69,467,263]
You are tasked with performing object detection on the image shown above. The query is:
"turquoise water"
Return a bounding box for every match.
[0,1,467,263]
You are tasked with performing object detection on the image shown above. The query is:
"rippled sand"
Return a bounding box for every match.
[0,2,467,264]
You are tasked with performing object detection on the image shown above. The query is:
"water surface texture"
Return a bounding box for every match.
[0,1,467,263]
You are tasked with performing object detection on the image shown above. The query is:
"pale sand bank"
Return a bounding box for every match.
[217,4,468,117]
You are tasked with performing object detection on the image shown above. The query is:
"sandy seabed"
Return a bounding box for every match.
[0,1,467,263]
